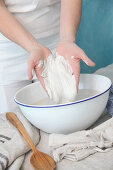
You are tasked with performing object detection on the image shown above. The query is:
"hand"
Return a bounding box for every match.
[56,42,95,91]
[28,45,51,90]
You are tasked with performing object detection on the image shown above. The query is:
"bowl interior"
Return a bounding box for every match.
[14,74,111,106]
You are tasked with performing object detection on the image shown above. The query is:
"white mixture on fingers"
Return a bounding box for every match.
[41,53,77,104]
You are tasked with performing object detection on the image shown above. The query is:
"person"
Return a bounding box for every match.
[0,0,95,113]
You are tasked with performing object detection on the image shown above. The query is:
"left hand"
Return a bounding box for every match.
[28,45,52,91]
[56,42,95,91]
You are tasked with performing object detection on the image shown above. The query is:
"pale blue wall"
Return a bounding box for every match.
[77,0,113,73]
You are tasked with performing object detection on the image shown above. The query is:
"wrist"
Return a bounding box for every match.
[28,42,44,54]
[60,36,76,44]
[60,30,77,44]
[24,33,44,53]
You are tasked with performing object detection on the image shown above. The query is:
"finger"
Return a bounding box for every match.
[35,64,48,93]
[36,69,48,93]
[72,65,80,92]
[75,73,79,92]
[79,51,95,67]
[28,60,34,80]
[38,75,47,93]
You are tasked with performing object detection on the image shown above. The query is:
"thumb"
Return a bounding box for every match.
[80,51,95,67]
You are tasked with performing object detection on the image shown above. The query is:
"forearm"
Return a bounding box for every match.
[60,0,82,43]
[0,1,41,52]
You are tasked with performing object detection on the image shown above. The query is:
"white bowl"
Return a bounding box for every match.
[14,74,111,134]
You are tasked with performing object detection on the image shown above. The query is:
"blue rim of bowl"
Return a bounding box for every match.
[14,85,112,108]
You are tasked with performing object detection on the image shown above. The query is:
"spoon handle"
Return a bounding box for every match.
[6,112,38,153]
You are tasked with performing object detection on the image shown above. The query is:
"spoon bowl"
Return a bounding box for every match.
[30,151,56,170]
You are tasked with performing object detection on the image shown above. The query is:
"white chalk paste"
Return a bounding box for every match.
[41,53,77,104]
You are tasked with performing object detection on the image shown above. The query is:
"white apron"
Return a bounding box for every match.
[0,0,60,85]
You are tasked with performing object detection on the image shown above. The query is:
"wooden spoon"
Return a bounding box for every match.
[6,112,56,170]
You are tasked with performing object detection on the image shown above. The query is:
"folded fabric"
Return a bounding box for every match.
[106,85,113,116]
[0,109,39,170]
[49,117,113,162]
[95,63,113,116]
[95,64,113,83]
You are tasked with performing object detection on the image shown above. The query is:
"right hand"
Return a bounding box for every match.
[56,42,95,91]
[28,45,51,90]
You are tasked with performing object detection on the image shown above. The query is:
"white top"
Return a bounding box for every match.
[0,0,60,85]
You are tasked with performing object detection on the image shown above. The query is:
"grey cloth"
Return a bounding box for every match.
[95,64,113,83]
[95,63,113,116]
[0,109,39,170]
[107,85,113,116]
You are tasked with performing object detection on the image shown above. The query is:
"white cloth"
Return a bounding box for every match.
[0,0,60,85]
[49,117,113,162]
[41,54,77,104]
[0,111,111,170]
[22,112,112,170]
